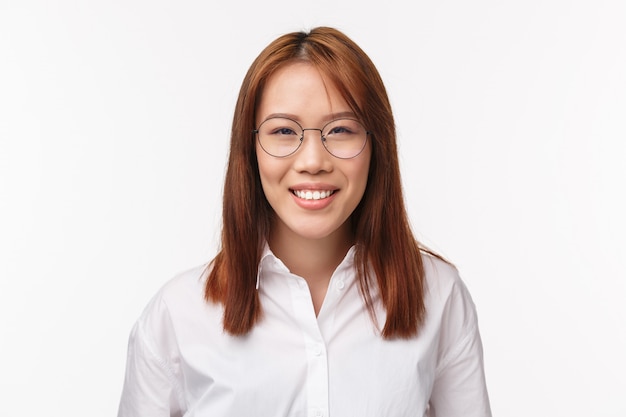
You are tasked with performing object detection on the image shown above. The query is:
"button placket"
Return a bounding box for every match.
[305,334,328,417]
[287,275,330,417]
[310,407,325,417]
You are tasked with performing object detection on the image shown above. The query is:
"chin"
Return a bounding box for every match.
[286,217,351,242]
[290,227,336,241]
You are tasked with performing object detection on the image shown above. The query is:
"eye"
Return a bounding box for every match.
[260,118,301,136]
[324,119,363,137]
[328,126,352,135]
[272,127,298,135]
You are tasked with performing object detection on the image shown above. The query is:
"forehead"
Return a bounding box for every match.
[256,62,352,124]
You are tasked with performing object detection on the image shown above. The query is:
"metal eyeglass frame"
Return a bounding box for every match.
[253,117,371,159]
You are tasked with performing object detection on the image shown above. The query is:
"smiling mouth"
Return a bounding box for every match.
[291,189,336,200]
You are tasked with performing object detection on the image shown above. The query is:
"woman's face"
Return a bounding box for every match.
[255,62,371,243]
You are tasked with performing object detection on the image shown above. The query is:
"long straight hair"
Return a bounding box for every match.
[206,27,433,339]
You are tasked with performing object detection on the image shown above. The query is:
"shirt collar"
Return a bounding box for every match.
[256,242,276,289]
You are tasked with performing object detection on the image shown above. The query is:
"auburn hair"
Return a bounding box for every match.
[206,26,434,339]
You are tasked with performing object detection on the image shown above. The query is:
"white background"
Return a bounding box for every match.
[1,0,624,416]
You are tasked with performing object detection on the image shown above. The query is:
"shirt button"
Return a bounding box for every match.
[312,344,323,356]
[335,280,345,290]
[312,408,323,417]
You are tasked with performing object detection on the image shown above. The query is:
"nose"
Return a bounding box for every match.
[292,129,333,174]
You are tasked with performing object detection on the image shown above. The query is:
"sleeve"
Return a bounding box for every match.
[117,306,186,417]
[428,278,492,417]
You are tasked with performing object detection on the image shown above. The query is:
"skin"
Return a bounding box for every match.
[255,62,371,314]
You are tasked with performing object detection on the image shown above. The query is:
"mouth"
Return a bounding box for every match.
[291,189,336,201]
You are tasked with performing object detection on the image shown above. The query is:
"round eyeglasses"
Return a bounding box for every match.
[253,117,370,159]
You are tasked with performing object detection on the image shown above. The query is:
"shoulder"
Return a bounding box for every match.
[158,263,210,306]
[419,251,479,337]
[419,254,491,414]
[119,264,212,415]
[144,263,209,313]
[132,263,216,347]
[421,251,473,302]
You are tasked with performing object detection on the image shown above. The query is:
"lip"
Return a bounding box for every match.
[289,183,339,210]
[290,183,338,192]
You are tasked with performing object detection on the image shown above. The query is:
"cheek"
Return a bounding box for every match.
[256,152,286,192]
[256,145,271,180]
[352,151,372,190]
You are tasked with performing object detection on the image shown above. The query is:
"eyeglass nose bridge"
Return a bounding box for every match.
[296,128,329,154]
[300,127,326,143]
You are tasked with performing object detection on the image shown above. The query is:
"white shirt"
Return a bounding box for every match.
[118,246,491,417]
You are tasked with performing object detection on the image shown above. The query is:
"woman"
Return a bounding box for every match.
[118,27,491,417]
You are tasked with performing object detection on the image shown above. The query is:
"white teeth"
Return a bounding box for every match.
[293,190,334,200]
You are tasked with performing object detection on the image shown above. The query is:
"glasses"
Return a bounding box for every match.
[254,117,370,159]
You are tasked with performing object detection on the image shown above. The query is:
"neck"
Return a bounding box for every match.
[268,220,353,287]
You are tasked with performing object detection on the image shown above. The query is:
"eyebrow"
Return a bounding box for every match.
[262,111,358,122]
